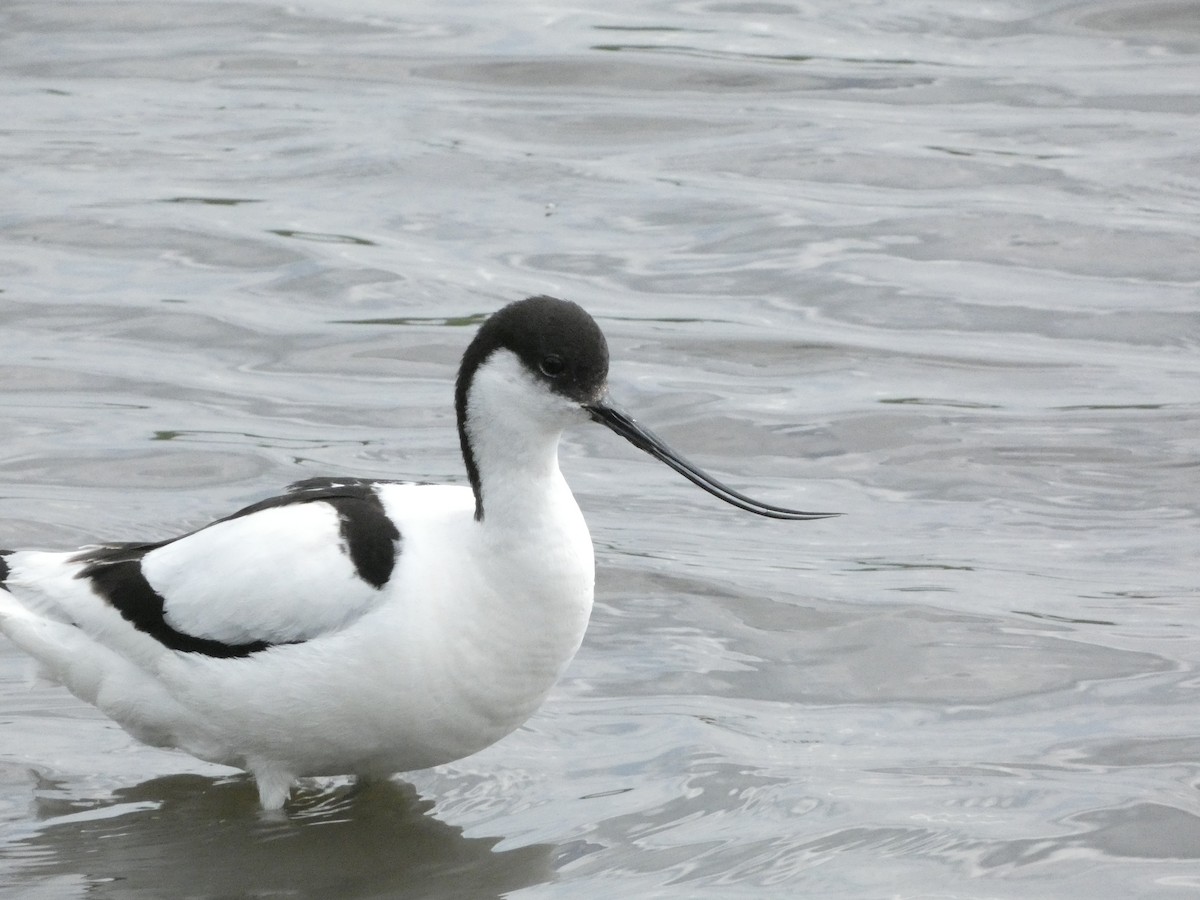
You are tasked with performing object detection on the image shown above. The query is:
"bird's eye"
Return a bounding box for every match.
[539,354,566,377]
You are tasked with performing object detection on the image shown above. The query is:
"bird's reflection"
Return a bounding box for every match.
[5,773,554,899]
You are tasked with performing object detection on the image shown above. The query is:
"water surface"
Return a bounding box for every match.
[1,0,1198,896]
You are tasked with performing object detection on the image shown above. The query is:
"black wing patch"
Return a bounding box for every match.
[220,478,403,589]
[0,550,11,587]
[79,552,272,658]
[71,478,404,657]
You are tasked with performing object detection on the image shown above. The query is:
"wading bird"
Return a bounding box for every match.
[0,296,834,808]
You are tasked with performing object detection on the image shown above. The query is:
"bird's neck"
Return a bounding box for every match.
[456,350,580,527]
[473,420,570,526]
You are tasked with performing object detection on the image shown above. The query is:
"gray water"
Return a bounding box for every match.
[1,0,1198,896]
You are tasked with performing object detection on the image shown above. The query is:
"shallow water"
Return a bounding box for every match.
[1,0,1198,896]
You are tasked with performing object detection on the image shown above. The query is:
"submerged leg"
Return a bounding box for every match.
[251,763,296,810]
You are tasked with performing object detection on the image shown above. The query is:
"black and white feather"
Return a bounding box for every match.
[70,478,402,657]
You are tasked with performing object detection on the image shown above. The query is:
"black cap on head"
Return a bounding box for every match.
[457,296,609,407]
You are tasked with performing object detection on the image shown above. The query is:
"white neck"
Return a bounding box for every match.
[461,350,587,531]
[458,349,596,687]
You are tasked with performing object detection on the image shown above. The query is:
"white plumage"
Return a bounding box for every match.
[0,296,832,809]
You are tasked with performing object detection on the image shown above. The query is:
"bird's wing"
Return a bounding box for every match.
[3,478,408,659]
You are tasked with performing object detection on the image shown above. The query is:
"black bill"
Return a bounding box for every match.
[585,400,838,521]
